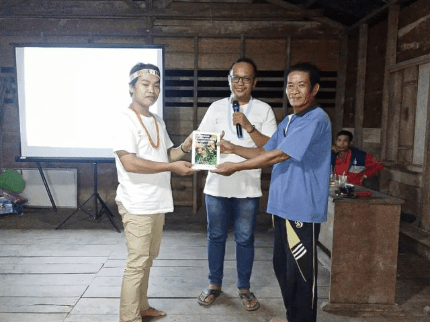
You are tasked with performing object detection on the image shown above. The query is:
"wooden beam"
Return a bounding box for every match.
[159,3,315,20]
[304,0,318,8]
[282,37,291,118]
[311,16,346,31]
[154,0,174,9]
[388,54,430,73]
[175,0,252,2]
[123,0,145,10]
[349,0,403,30]
[192,36,199,215]
[240,34,245,58]
[386,71,403,161]
[349,4,389,30]
[333,32,348,139]
[153,20,342,38]
[354,24,368,149]
[0,3,319,20]
[263,0,300,10]
[420,66,430,231]
[381,4,400,160]
[265,0,346,31]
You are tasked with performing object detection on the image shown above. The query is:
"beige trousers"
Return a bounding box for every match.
[118,203,165,322]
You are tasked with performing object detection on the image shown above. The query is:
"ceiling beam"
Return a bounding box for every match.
[264,0,305,11]
[124,0,145,10]
[156,0,174,9]
[265,0,346,30]
[304,0,318,8]
[0,3,320,21]
[349,3,389,30]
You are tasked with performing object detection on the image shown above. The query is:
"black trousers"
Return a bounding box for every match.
[273,215,320,322]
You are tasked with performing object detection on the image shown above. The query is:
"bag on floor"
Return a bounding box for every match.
[0,197,23,216]
[1,189,28,205]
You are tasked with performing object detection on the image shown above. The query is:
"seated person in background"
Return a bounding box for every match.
[331,130,384,186]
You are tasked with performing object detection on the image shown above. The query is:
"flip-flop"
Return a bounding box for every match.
[239,291,260,311]
[197,288,222,306]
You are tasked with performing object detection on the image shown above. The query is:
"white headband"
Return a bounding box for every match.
[129,68,160,83]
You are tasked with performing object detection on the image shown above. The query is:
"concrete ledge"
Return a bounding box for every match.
[321,302,404,315]
[400,221,430,260]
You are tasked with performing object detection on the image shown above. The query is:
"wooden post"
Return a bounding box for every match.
[354,23,367,149]
[386,71,403,161]
[0,76,5,172]
[192,36,199,214]
[381,4,400,160]
[334,32,348,139]
[282,37,291,118]
[240,34,245,58]
[420,70,430,231]
[146,0,154,44]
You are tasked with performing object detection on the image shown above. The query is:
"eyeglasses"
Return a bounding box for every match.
[229,75,254,84]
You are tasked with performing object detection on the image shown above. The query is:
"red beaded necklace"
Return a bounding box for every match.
[131,107,160,149]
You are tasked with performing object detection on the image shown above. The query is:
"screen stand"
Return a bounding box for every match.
[56,163,120,233]
[35,161,58,212]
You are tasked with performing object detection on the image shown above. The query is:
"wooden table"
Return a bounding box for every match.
[319,187,404,312]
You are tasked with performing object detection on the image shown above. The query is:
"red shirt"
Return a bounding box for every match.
[334,150,384,185]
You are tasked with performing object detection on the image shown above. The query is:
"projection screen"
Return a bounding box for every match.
[14,44,164,160]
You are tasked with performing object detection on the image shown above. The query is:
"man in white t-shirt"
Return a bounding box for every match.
[113,63,196,322]
[197,58,277,310]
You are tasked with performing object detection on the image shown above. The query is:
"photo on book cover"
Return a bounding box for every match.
[192,131,220,170]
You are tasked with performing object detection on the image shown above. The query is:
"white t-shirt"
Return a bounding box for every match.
[113,108,174,215]
[198,97,277,198]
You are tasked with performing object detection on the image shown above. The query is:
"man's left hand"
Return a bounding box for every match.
[233,112,253,132]
[211,162,238,176]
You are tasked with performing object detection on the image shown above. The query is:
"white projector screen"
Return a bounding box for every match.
[15,44,164,160]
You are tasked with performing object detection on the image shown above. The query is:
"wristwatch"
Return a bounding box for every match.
[247,125,256,133]
[180,143,190,153]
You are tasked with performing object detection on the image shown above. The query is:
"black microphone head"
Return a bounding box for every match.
[232,100,239,111]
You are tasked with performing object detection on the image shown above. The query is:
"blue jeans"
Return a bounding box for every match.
[205,194,259,290]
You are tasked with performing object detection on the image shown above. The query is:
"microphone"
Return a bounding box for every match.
[232,99,243,138]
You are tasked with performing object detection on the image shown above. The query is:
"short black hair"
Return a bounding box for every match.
[287,63,320,89]
[129,63,160,87]
[336,130,353,142]
[229,57,258,78]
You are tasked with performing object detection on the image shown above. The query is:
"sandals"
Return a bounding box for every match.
[197,287,259,311]
[239,290,260,311]
[197,287,222,306]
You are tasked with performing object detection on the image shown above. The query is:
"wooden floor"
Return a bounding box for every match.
[0,207,429,322]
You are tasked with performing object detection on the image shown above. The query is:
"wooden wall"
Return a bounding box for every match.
[343,0,430,233]
[0,0,342,213]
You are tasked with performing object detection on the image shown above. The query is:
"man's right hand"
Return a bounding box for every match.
[171,161,197,176]
[218,140,236,154]
[217,131,236,154]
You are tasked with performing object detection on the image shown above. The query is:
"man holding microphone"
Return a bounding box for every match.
[196,57,277,310]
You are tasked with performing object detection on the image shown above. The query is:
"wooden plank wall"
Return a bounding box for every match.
[345,0,430,231]
[0,0,342,213]
[157,36,340,209]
